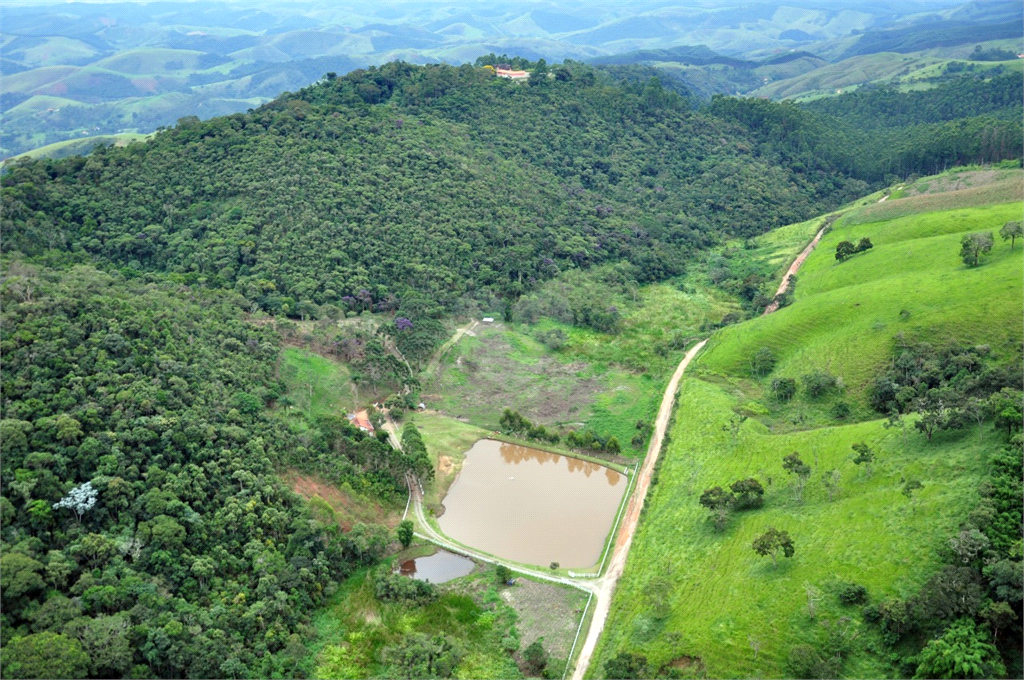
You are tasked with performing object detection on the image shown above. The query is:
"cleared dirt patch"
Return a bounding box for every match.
[500,578,590,659]
[848,173,1023,226]
[902,168,1002,196]
[435,325,603,426]
[284,470,401,529]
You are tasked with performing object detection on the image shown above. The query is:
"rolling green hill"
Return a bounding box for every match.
[590,169,1023,678]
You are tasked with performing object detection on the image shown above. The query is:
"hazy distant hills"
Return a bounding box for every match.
[1,0,1021,159]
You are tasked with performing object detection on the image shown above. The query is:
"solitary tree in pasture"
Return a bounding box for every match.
[730,478,765,509]
[851,442,875,478]
[495,564,512,584]
[782,452,812,502]
[723,415,747,450]
[752,526,795,566]
[771,377,797,402]
[1000,220,1022,249]
[902,479,923,502]
[750,346,777,376]
[959,232,994,266]
[835,241,856,261]
[804,582,821,619]
[988,388,1023,437]
[699,486,734,531]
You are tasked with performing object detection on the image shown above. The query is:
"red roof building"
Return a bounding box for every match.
[349,410,374,433]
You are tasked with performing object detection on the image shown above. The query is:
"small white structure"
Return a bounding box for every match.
[482,317,494,323]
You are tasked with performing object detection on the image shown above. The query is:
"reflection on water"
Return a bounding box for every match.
[498,443,620,485]
[399,550,475,584]
[437,439,627,568]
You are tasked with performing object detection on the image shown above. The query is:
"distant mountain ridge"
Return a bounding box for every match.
[2,0,1021,159]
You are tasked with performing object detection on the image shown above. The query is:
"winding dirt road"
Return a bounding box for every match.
[762,222,830,315]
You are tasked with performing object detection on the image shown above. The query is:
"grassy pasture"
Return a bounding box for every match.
[700,201,1023,405]
[279,347,355,423]
[2,133,151,164]
[2,65,81,93]
[4,95,89,117]
[406,412,489,512]
[7,37,99,68]
[431,283,734,455]
[592,379,992,679]
[590,190,1023,678]
[846,172,1023,226]
[90,48,211,76]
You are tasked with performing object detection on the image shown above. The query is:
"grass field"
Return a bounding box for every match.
[308,557,587,679]
[90,48,210,76]
[405,412,489,512]
[430,282,735,456]
[279,347,355,423]
[589,182,1023,678]
[699,199,1022,408]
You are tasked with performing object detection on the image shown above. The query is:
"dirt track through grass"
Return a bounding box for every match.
[570,339,707,680]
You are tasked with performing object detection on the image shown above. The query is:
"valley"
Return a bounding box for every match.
[1,35,1021,680]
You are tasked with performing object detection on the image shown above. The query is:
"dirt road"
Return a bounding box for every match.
[569,339,707,680]
[762,224,829,315]
[424,320,479,376]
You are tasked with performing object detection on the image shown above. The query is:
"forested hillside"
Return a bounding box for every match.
[4,61,1020,321]
[712,72,1023,182]
[1,61,869,314]
[0,264,427,678]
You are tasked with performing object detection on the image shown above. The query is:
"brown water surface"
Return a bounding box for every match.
[399,550,475,584]
[437,439,626,568]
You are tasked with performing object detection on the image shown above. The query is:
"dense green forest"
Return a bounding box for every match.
[1,58,1021,679]
[0,60,871,316]
[0,264,428,678]
[712,72,1023,182]
[3,62,1019,323]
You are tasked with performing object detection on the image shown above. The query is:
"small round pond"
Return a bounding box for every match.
[437,439,626,568]
[398,550,475,584]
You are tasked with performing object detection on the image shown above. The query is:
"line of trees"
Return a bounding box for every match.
[497,409,622,454]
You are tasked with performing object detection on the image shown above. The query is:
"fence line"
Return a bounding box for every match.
[563,591,594,680]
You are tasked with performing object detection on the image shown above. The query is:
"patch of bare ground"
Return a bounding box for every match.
[500,579,589,660]
[283,470,401,529]
[850,173,1023,225]
[903,168,1002,196]
[439,328,603,425]
[664,655,705,675]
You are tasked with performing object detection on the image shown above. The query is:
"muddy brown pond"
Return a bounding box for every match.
[437,439,626,568]
[399,550,475,584]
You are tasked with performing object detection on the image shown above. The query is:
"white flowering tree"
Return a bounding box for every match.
[53,481,98,522]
